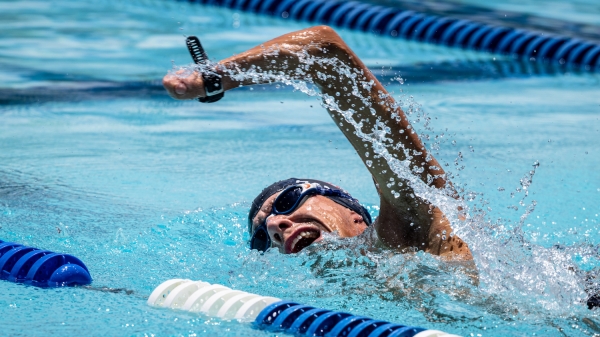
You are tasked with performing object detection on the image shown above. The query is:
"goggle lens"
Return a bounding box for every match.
[249,224,270,252]
[273,186,304,214]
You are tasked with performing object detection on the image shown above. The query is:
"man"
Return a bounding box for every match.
[163,26,472,261]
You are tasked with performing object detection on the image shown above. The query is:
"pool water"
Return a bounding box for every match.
[1,0,599,336]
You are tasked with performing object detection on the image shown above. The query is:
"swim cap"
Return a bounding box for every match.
[248,178,372,234]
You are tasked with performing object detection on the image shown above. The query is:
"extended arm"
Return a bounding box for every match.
[163,26,472,260]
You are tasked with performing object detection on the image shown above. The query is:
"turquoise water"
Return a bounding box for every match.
[1,0,599,336]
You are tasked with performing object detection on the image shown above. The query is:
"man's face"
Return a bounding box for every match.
[251,193,367,254]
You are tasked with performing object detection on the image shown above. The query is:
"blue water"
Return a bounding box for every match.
[1,0,599,336]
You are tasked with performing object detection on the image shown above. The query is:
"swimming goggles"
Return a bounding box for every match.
[249,182,353,252]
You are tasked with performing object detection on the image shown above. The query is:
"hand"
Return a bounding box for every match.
[162,69,206,100]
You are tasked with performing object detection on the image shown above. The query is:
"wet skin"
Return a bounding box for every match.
[163,26,473,260]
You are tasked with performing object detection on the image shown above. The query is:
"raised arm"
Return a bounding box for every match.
[163,26,472,260]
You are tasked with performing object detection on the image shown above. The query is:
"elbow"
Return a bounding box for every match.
[305,25,348,55]
[311,25,340,41]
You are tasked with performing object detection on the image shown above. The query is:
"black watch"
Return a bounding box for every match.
[199,72,224,103]
[186,36,224,103]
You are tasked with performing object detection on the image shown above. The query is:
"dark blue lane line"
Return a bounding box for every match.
[365,0,600,44]
[177,0,600,68]
[0,62,103,83]
[0,80,165,105]
[0,58,593,105]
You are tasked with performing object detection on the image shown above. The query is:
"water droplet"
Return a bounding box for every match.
[366,160,372,167]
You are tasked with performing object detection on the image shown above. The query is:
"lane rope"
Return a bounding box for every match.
[179,0,600,68]
[148,278,462,337]
[0,239,92,287]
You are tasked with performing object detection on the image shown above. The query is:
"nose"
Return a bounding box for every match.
[266,215,293,245]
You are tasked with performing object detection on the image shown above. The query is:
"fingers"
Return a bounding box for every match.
[162,71,206,100]
[175,82,187,95]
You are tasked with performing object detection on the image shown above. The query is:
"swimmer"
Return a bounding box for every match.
[163,26,472,260]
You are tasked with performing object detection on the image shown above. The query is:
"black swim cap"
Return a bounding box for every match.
[248,178,372,234]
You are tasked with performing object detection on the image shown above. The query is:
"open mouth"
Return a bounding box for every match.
[285,228,321,254]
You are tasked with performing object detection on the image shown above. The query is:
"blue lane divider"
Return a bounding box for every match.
[254,300,454,337]
[0,239,92,287]
[179,0,600,68]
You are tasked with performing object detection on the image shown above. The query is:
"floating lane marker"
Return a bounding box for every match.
[148,279,462,337]
[147,279,280,322]
[178,0,600,68]
[0,239,92,287]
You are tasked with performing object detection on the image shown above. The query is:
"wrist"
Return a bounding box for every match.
[198,65,224,103]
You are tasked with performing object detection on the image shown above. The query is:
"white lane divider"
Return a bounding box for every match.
[147,279,280,322]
